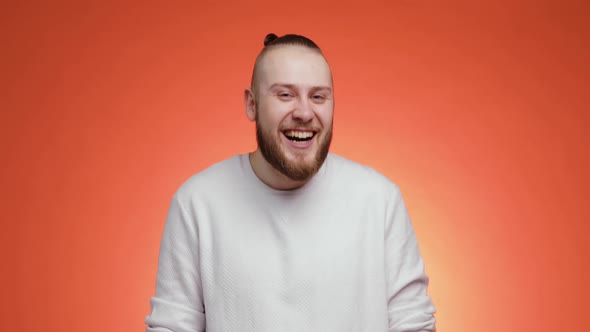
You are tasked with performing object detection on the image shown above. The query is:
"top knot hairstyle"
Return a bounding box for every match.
[263,33,279,46]
[249,33,327,92]
[262,33,321,51]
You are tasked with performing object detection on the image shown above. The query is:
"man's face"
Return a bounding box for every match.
[253,45,334,182]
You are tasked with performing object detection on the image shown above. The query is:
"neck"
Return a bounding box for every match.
[249,150,311,191]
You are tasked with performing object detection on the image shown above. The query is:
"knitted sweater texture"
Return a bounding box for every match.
[145,153,436,332]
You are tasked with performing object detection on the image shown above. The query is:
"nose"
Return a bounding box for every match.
[291,97,314,122]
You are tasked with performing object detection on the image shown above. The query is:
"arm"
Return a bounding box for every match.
[145,195,206,332]
[385,188,436,332]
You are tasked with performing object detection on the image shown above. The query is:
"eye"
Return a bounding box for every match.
[277,91,294,101]
[311,94,326,103]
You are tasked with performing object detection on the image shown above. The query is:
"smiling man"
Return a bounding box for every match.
[145,33,436,332]
[246,35,334,189]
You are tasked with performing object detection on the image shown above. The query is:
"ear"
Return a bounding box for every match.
[244,88,256,122]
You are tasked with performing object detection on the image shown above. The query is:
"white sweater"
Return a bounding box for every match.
[145,153,436,332]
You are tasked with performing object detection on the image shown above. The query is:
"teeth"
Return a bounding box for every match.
[285,131,314,139]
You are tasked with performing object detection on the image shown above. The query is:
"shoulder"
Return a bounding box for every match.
[326,153,403,200]
[173,155,244,202]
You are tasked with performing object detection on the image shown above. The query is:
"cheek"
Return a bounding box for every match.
[318,106,334,125]
[268,112,293,130]
[257,113,282,134]
[258,101,291,124]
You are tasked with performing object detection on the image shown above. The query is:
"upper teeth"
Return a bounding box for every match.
[285,131,314,139]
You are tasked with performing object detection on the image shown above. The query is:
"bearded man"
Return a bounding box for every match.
[145,33,437,332]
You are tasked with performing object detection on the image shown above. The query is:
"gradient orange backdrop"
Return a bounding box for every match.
[2,1,588,331]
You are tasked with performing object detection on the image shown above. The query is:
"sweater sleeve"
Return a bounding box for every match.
[145,194,206,332]
[385,187,436,332]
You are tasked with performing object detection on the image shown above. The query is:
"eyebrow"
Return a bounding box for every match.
[269,83,332,93]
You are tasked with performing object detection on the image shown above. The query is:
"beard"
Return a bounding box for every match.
[256,120,332,182]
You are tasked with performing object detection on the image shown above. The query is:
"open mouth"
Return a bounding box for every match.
[283,130,316,142]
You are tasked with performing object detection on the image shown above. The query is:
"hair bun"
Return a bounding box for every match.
[264,33,278,46]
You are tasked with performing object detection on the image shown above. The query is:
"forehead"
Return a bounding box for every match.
[257,45,333,89]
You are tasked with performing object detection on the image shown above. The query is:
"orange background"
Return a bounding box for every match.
[2,1,588,331]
